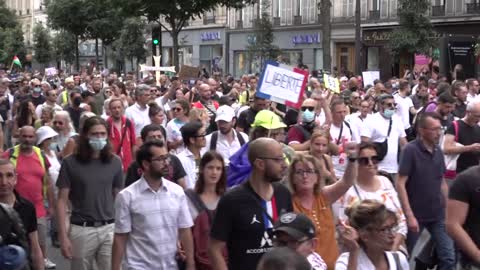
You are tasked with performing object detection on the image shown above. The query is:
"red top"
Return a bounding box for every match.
[191,101,219,110]
[107,116,136,172]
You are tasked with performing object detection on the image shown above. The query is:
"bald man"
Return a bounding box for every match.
[192,83,220,133]
[209,138,292,270]
[287,98,318,151]
[2,126,56,267]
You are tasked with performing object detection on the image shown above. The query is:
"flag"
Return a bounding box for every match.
[12,56,21,67]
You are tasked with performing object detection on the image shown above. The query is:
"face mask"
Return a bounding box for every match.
[383,109,395,119]
[89,137,107,151]
[302,109,315,123]
[73,97,82,106]
[33,87,42,93]
[49,142,58,151]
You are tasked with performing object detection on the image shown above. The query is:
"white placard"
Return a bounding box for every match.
[259,64,306,103]
[362,71,380,87]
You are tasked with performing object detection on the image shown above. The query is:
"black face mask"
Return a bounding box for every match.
[73,97,82,106]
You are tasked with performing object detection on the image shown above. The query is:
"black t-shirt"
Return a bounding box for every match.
[29,95,46,107]
[237,108,258,135]
[446,120,480,173]
[125,154,186,187]
[65,105,85,132]
[210,181,293,270]
[453,101,467,118]
[13,195,37,235]
[449,166,480,265]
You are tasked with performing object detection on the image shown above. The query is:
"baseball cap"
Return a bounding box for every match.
[274,212,316,240]
[251,110,286,130]
[215,105,235,122]
[36,126,58,145]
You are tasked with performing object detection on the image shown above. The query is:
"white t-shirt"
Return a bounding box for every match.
[394,93,414,130]
[345,113,370,144]
[166,118,186,154]
[335,250,409,270]
[330,121,357,178]
[125,103,151,137]
[361,113,406,173]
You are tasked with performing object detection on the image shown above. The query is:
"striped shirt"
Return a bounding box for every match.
[114,176,193,270]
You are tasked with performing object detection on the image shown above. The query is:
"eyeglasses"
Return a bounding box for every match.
[193,133,207,138]
[301,106,315,112]
[294,169,317,176]
[370,225,397,235]
[258,156,285,163]
[151,155,170,164]
[357,156,380,166]
[53,121,64,125]
[351,96,360,99]
[173,107,183,112]
[383,102,397,109]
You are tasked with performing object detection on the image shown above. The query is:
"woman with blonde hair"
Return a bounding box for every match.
[189,107,210,128]
[309,131,336,185]
[288,150,357,270]
[335,200,409,270]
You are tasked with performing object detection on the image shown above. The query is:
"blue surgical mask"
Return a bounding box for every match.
[383,109,395,119]
[33,87,42,93]
[89,137,107,151]
[302,109,315,123]
[49,142,58,151]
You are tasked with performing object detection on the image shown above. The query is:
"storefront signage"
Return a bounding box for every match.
[292,33,320,45]
[363,31,392,43]
[257,60,308,109]
[201,31,221,41]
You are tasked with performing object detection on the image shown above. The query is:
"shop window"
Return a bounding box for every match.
[162,47,192,67]
[281,50,303,66]
[200,45,223,74]
[367,47,380,70]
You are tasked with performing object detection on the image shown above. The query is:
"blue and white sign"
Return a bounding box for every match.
[201,31,221,41]
[292,33,320,45]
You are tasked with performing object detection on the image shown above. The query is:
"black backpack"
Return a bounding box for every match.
[209,131,246,151]
[0,203,31,270]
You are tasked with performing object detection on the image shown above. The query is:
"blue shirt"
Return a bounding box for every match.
[398,139,446,222]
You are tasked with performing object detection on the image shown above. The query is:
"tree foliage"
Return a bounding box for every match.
[246,0,280,72]
[389,0,437,57]
[0,0,18,29]
[33,23,52,65]
[52,31,76,65]
[0,26,27,66]
[114,18,147,70]
[114,0,255,70]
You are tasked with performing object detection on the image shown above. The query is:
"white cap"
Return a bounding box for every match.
[36,126,58,145]
[340,76,348,82]
[215,105,235,122]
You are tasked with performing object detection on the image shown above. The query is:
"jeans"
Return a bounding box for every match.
[407,220,456,270]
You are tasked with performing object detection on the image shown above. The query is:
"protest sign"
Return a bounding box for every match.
[362,71,380,87]
[45,67,58,76]
[257,60,308,109]
[323,74,340,93]
[178,65,200,80]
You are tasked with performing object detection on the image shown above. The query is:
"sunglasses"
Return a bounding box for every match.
[53,121,64,125]
[173,107,183,112]
[383,102,397,108]
[301,106,315,112]
[357,156,380,166]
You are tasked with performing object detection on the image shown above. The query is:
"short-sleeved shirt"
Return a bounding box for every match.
[445,120,480,174]
[394,93,414,129]
[330,121,356,178]
[2,151,50,218]
[453,101,467,119]
[115,177,193,269]
[361,113,406,173]
[56,155,123,223]
[210,181,293,270]
[124,155,186,187]
[398,139,446,222]
[14,193,37,235]
[202,130,249,166]
[126,103,151,138]
[449,165,480,264]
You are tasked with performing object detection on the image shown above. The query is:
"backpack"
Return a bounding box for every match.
[209,131,246,151]
[0,203,31,270]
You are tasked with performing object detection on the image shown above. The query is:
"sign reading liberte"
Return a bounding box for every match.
[257,60,308,109]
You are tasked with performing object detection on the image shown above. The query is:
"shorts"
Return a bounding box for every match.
[37,217,47,247]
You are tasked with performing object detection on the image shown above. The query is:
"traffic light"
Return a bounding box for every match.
[152,26,161,46]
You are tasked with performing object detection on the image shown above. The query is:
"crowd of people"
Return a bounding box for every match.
[0,67,479,270]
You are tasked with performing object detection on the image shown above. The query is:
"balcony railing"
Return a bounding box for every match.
[293,15,302,25]
[466,3,480,14]
[431,5,445,16]
[368,10,380,20]
[236,20,243,29]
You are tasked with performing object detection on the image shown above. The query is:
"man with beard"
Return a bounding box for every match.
[434,93,455,129]
[203,105,248,166]
[453,82,468,118]
[112,141,194,270]
[90,77,106,115]
[2,126,55,268]
[209,138,292,270]
[57,77,76,107]
[287,98,318,151]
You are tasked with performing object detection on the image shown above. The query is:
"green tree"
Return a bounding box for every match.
[51,30,76,66]
[114,18,147,72]
[389,0,437,62]
[45,0,91,70]
[0,26,27,68]
[33,23,52,66]
[0,0,18,29]
[115,0,255,70]
[246,0,280,73]
[318,0,331,71]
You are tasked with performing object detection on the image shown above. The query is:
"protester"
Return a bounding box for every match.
[308,131,336,185]
[178,121,207,189]
[56,116,123,270]
[209,138,292,270]
[112,140,194,270]
[236,95,268,134]
[186,151,228,269]
[287,98,319,151]
[335,200,409,270]
[51,110,77,159]
[125,84,151,139]
[257,247,312,270]
[166,98,190,153]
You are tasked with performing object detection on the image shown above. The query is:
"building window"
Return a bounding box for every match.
[301,0,318,23]
[161,46,193,67]
[314,49,324,70]
[280,0,293,25]
[281,50,303,66]
[243,5,254,28]
[367,47,380,70]
[200,45,223,73]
